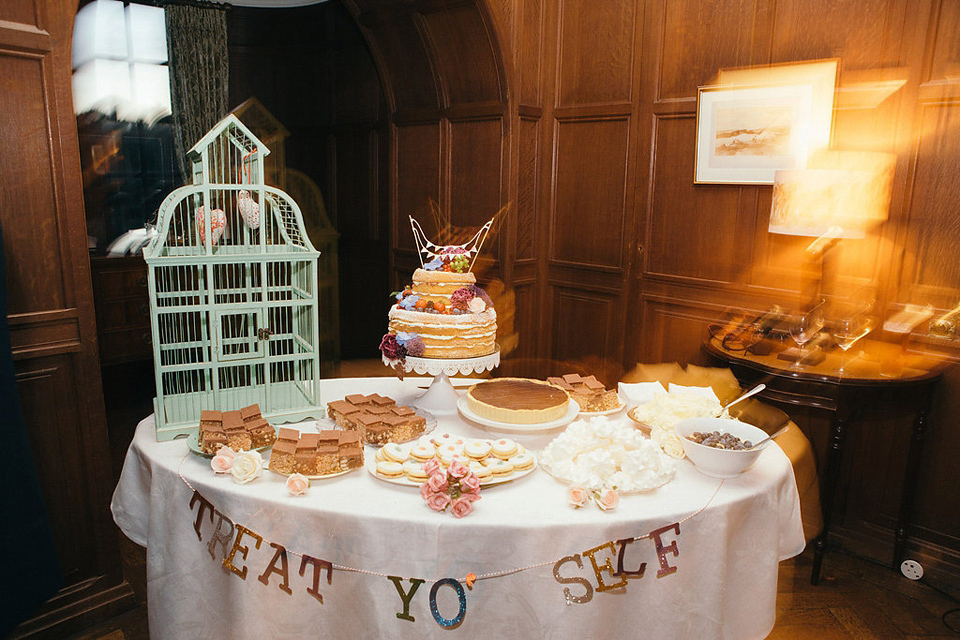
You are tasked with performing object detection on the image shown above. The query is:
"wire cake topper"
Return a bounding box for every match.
[409,216,495,272]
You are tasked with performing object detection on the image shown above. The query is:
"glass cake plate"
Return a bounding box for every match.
[263,461,358,481]
[383,346,501,414]
[315,406,438,445]
[364,454,536,488]
[456,397,580,434]
[577,392,627,417]
[185,429,275,458]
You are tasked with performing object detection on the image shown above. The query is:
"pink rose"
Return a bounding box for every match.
[426,471,449,493]
[286,473,310,496]
[447,459,469,479]
[461,486,481,502]
[210,447,236,474]
[420,481,434,501]
[460,473,481,493]
[568,485,589,508]
[423,458,442,476]
[427,491,451,512]
[595,488,620,511]
[450,496,475,518]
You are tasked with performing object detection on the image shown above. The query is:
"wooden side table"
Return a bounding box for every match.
[703,335,945,584]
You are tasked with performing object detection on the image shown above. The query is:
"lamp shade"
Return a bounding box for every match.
[769,151,895,238]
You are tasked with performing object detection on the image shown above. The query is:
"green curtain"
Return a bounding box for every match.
[165,2,230,182]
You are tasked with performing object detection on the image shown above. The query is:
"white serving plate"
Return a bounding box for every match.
[456,397,579,434]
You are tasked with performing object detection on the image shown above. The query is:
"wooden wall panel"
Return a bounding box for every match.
[557,0,635,106]
[901,104,960,306]
[639,299,723,365]
[770,0,907,69]
[0,55,67,312]
[422,4,502,105]
[1,0,135,634]
[394,123,440,255]
[647,117,743,281]
[360,14,439,112]
[519,0,543,105]
[551,118,629,268]
[516,116,540,262]
[551,285,621,381]
[658,0,758,100]
[449,118,503,226]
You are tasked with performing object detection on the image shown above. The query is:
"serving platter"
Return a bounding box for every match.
[186,430,274,458]
[364,454,536,487]
[317,406,438,445]
[456,397,579,433]
[264,462,357,481]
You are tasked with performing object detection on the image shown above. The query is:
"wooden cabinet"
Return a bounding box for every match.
[90,256,153,365]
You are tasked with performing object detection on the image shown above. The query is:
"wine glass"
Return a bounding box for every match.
[789,312,824,368]
[832,315,876,374]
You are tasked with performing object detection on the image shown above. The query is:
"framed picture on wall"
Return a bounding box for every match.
[695,83,819,184]
[694,59,838,185]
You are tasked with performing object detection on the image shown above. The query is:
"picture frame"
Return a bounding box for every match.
[694,59,838,185]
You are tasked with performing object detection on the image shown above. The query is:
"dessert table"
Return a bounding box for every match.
[111,376,805,640]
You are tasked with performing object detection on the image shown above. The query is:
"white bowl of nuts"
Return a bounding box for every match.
[674,417,769,478]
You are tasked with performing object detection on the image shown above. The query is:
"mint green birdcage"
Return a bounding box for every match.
[144,114,322,441]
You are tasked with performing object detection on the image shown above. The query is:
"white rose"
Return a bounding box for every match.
[231,450,263,484]
[468,297,486,313]
[210,446,236,474]
[286,473,310,496]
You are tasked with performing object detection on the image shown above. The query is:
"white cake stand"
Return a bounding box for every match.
[382,346,500,414]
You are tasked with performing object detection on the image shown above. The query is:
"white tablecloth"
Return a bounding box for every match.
[111,377,804,640]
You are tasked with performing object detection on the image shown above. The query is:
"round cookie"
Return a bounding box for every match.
[509,452,535,471]
[376,460,404,478]
[382,442,409,463]
[464,439,492,460]
[487,458,514,477]
[409,442,436,462]
[491,438,519,459]
[403,460,429,482]
[469,461,493,483]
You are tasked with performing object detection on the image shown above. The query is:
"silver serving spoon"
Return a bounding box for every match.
[747,424,790,450]
[717,383,766,416]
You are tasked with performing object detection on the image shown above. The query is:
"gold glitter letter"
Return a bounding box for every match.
[614,537,647,578]
[258,542,292,595]
[650,522,681,578]
[299,555,333,604]
[223,525,263,580]
[388,576,425,622]
[189,491,215,542]
[207,511,235,561]
[582,541,628,592]
[552,554,593,605]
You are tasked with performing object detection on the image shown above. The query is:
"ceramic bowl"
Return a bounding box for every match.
[674,417,769,478]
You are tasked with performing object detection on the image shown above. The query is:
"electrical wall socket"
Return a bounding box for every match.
[900,559,924,580]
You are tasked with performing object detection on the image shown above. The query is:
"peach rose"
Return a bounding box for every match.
[427,491,451,512]
[286,473,310,496]
[447,459,469,479]
[231,450,263,484]
[568,485,589,508]
[426,471,449,493]
[450,496,475,518]
[210,447,236,474]
[468,297,486,313]
[595,488,620,511]
[460,472,481,493]
[423,458,442,475]
[461,487,481,502]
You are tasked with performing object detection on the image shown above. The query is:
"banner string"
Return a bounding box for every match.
[177,450,724,584]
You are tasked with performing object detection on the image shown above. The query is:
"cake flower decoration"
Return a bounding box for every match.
[231,449,264,485]
[211,446,237,474]
[286,472,310,496]
[567,484,620,511]
[420,457,482,517]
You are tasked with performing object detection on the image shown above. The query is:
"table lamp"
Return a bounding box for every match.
[769,150,896,313]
